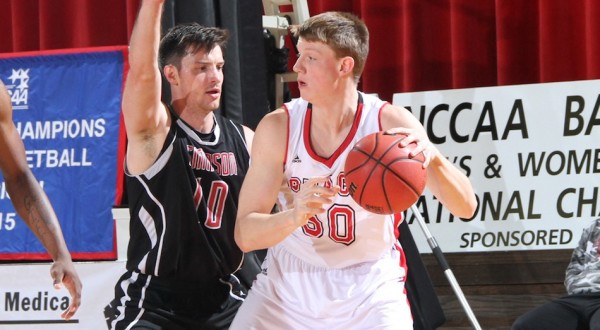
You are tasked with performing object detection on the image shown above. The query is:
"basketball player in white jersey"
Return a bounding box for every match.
[231,11,477,329]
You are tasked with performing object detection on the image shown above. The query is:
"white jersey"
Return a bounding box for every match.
[230,92,413,329]
[277,92,403,269]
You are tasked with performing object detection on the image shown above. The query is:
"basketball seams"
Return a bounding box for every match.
[380,166,393,214]
[380,159,424,213]
[383,162,424,193]
[344,147,372,176]
[344,131,427,214]
[345,144,378,207]
[348,133,402,208]
[375,133,423,213]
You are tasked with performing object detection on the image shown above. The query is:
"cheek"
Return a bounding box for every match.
[189,73,208,87]
[177,70,196,83]
[313,67,338,85]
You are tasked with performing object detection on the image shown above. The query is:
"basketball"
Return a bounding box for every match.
[344,131,427,214]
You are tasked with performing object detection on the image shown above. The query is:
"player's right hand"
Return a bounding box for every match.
[50,259,82,320]
[292,176,339,226]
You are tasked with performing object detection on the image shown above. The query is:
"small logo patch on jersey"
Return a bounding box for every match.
[292,155,302,163]
[349,182,357,195]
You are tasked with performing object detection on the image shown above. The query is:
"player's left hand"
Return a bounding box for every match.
[50,259,82,320]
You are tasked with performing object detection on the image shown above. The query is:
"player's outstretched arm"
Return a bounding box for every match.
[122,0,170,174]
[0,81,82,319]
[381,104,477,218]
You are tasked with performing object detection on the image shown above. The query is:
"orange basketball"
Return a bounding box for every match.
[344,131,427,214]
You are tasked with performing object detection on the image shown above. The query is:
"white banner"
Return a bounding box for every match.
[0,261,125,329]
[394,79,600,252]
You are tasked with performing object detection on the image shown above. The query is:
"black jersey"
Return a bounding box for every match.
[124,109,249,285]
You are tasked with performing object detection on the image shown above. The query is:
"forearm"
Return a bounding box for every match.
[128,0,163,74]
[426,154,477,218]
[7,172,71,261]
[121,0,167,142]
[235,209,300,252]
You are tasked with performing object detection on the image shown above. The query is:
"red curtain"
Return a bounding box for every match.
[304,0,600,101]
[1,0,598,102]
[0,0,141,52]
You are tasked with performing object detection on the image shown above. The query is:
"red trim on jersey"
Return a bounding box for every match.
[303,101,364,168]
[377,102,391,131]
[397,242,408,281]
[395,212,408,282]
[0,251,117,261]
[193,179,203,209]
[283,104,291,166]
[393,212,403,240]
[115,46,129,206]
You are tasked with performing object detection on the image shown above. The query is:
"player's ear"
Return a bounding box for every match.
[163,64,179,86]
[339,57,354,76]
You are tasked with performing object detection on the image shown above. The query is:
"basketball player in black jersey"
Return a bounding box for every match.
[106,0,261,329]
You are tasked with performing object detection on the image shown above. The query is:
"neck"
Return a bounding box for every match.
[310,90,359,134]
[171,100,215,133]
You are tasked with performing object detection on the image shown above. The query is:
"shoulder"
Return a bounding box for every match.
[379,103,422,131]
[256,108,288,137]
[239,108,288,171]
[252,108,288,155]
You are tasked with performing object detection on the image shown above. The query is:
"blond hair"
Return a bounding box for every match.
[293,11,369,82]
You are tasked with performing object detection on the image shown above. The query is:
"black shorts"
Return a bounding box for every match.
[105,271,245,330]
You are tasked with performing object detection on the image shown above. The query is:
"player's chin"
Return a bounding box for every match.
[206,100,221,111]
[297,87,313,102]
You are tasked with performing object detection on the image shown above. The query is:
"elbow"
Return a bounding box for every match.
[126,69,160,85]
[457,207,476,220]
[234,222,253,253]
[456,195,478,219]
[235,238,254,253]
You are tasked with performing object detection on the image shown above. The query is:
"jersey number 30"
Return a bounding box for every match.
[302,204,356,245]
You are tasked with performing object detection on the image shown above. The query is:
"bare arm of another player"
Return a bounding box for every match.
[234,110,336,252]
[242,126,254,154]
[381,104,477,219]
[122,0,170,174]
[0,81,82,320]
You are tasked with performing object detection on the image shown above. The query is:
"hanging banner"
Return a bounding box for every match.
[393,79,600,252]
[0,47,127,260]
[0,261,125,329]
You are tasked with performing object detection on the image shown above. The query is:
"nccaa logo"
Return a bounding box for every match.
[5,68,30,110]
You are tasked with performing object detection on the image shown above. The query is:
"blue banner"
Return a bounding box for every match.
[0,48,126,260]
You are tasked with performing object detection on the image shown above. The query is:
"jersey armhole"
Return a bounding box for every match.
[282,104,291,167]
[377,101,391,131]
